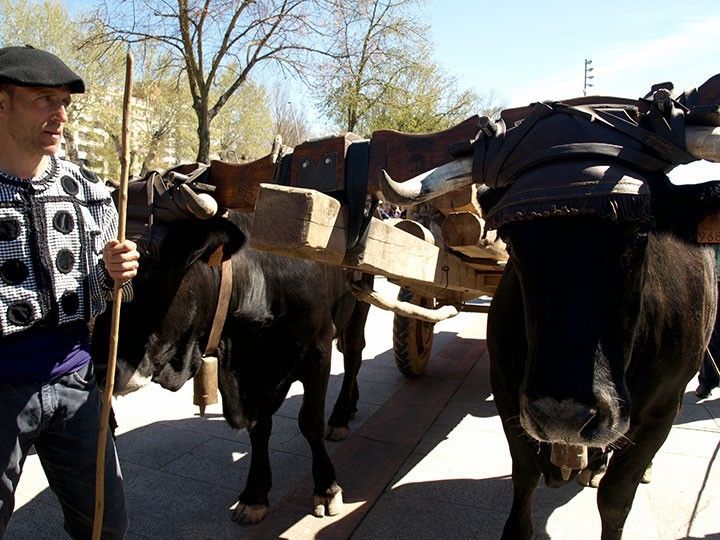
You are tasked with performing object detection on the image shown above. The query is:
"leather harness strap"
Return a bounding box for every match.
[204,256,233,357]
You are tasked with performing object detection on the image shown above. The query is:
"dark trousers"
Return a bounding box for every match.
[0,362,127,539]
[701,292,720,389]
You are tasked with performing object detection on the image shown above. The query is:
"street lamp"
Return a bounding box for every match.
[584,58,594,96]
[287,101,300,143]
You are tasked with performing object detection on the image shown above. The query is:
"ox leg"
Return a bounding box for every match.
[327,300,370,441]
[300,340,343,517]
[501,432,542,540]
[596,414,676,540]
[232,416,273,525]
[494,391,541,540]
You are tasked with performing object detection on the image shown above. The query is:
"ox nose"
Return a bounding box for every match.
[521,396,601,443]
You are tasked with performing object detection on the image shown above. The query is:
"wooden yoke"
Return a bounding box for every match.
[208,156,282,212]
[290,133,363,192]
[367,116,480,199]
[192,118,484,216]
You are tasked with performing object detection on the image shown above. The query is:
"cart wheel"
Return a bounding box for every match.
[393,289,436,377]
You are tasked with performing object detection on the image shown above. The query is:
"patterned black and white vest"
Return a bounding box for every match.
[0,156,120,338]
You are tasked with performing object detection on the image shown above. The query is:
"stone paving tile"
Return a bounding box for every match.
[115,421,214,470]
[350,491,507,540]
[112,461,241,540]
[4,498,65,540]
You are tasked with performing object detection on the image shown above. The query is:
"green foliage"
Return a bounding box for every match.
[313,0,505,136]
[87,0,318,162]
[315,0,427,133]
[211,73,275,162]
[358,52,478,135]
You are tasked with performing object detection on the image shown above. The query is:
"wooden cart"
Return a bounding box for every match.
[177,118,509,377]
[165,88,720,377]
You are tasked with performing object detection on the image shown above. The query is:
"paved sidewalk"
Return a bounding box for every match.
[7,278,720,539]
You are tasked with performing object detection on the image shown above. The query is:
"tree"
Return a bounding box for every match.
[360,52,474,134]
[86,0,327,163]
[314,0,507,137]
[269,86,312,148]
[361,52,507,134]
[211,75,275,162]
[315,0,425,133]
[124,48,198,174]
[0,0,126,165]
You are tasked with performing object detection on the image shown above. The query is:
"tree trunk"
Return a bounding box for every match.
[62,127,81,164]
[196,108,211,163]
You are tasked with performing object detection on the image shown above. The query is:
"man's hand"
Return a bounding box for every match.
[103,239,140,282]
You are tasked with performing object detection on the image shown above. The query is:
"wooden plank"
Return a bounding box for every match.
[290,133,362,191]
[465,258,507,272]
[441,211,508,261]
[250,184,348,265]
[207,155,277,212]
[387,218,435,244]
[367,116,480,198]
[249,184,494,297]
[430,184,482,215]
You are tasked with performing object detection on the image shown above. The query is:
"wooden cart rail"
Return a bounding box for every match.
[250,183,505,303]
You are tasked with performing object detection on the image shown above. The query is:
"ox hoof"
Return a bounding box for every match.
[325,425,349,441]
[231,502,269,524]
[312,488,343,517]
[577,467,605,488]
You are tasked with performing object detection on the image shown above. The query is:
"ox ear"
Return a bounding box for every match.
[650,176,720,241]
[188,214,247,267]
[476,184,509,218]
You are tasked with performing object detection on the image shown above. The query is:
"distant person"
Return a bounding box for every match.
[0,45,139,538]
[697,247,720,398]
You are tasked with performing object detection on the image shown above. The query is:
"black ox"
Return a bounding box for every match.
[379,80,720,538]
[92,204,370,524]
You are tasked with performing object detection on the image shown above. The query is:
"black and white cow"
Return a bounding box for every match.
[378,84,720,538]
[92,210,369,524]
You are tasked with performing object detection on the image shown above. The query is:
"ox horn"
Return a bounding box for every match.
[178,183,218,219]
[379,156,473,206]
[686,126,720,163]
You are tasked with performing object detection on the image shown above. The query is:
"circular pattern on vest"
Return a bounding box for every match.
[0,259,28,285]
[61,290,80,315]
[7,301,34,326]
[61,175,79,196]
[80,168,99,183]
[56,249,75,274]
[0,219,21,241]
[53,211,75,234]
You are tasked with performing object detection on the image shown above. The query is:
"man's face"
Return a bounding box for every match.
[0,85,72,159]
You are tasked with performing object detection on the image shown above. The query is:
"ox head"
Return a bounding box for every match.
[93,169,243,395]
[379,82,720,448]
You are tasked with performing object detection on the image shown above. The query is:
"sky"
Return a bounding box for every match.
[423,0,718,107]
[420,1,720,182]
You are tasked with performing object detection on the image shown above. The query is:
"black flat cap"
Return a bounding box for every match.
[0,45,85,94]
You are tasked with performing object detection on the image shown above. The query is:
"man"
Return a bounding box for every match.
[0,46,139,539]
[697,245,720,399]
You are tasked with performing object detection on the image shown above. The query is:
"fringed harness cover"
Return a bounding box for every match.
[467,97,703,229]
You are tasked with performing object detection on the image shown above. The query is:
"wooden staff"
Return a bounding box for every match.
[93,50,133,540]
